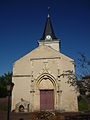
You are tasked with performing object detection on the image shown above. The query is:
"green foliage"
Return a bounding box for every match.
[78,97,89,112]
[0,72,12,98]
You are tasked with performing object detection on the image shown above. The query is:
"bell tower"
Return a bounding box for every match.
[39,11,60,52]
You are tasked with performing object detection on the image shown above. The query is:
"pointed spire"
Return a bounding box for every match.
[40,8,57,41]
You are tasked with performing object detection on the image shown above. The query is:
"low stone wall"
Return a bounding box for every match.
[0,111,90,120]
[0,111,37,120]
[62,112,90,120]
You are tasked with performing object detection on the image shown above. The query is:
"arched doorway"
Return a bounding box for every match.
[35,73,57,111]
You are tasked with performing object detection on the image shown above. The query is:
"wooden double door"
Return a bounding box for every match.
[40,90,54,111]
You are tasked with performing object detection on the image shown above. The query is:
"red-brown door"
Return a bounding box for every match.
[40,90,54,111]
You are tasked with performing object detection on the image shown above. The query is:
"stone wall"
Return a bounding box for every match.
[0,111,90,120]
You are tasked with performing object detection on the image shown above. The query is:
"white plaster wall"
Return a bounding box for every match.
[59,53,78,111]
[60,76,78,111]
[39,40,60,52]
[12,45,78,112]
[13,45,60,75]
[12,77,31,111]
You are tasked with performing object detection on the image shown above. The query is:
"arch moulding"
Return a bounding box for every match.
[35,73,58,89]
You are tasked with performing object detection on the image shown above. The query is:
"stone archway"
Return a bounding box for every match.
[36,73,57,88]
[34,73,58,111]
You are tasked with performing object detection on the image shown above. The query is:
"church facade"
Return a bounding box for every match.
[12,14,78,112]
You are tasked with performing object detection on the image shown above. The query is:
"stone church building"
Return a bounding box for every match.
[12,13,78,112]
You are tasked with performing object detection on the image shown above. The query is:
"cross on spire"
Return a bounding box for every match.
[48,7,50,18]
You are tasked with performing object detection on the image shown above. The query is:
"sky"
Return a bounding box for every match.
[0,0,90,76]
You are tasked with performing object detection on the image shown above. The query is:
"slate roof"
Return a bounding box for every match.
[40,14,57,41]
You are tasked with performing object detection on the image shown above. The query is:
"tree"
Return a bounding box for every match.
[64,53,90,111]
[65,53,90,95]
[0,72,12,98]
[76,53,90,95]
